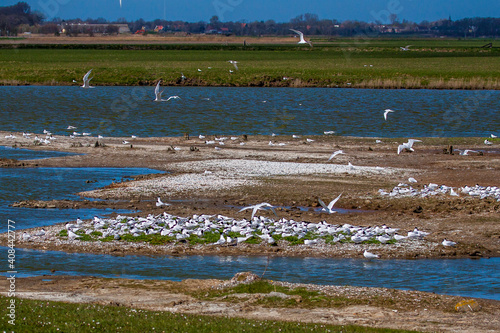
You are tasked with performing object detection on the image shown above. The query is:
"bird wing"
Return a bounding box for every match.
[238,205,254,213]
[328,193,342,210]
[397,144,405,155]
[155,81,161,95]
[290,29,304,38]
[318,197,329,210]
[83,69,92,81]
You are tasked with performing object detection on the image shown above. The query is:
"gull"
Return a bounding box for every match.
[324,131,335,135]
[400,45,412,51]
[383,109,394,121]
[239,202,278,220]
[328,150,345,161]
[154,80,166,102]
[484,139,493,145]
[397,139,422,154]
[228,60,239,70]
[442,239,456,247]
[80,69,94,88]
[363,250,379,259]
[289,29,313,47]
[156,197,170,207]
[318,193,342,214]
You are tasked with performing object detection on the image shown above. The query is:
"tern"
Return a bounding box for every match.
[397,139,422,154]
[491,134,498,138]
[324,131,335,135]
[165,96,181,101]
[328,150,345,161]
[228,60,239,70]
[239,203,278,220]
[154,80,165,101]
[363,250,379,259]
[408,177,418,183]
[484,139,493,145]
[457,149,479,156]
[442,239,456,247]
[289,29,313,47]
[383,109,394,121]
[318,193,342,214]
[156,197,170,207]
[67,125,77,130]
[80,69,94,88]
[400,45,412,51]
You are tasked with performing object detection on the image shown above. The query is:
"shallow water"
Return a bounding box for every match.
[1,86,498,138]
[2,248,498,300]
[0,146,164,230]
[0,145,76,160]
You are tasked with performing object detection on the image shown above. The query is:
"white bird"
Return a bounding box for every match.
[400,45,411,51]
[408,177,418,183]
[324,131,335,135]
[181,73,186,81]
[22,232,31,241]
[363,250,379,259]
[457,149,479,156]
[318,193,342,214]
[290,29,313,47]
[383,109,394,121]
[122,140,130,145]
[348,162,355,170]
[228,60,239,70]
[156,197,170,207]
[397,139,422,154]
[67,125,77,130]
[306,138,315,142]
[80,69,94,88]
[491,134,498,138]
[239,203,278,220]
[76,217,83,225]
[214,234,226,245]
[154,80,165,102]
[328,150,345,161]
[484,139,493,145]
[375,139,382,143]
[68,230,81,240]
[34,228,46,237]
[442,239,456,247]
[199,135,206,139]
[165,96,181,101]
[450,188,459,197]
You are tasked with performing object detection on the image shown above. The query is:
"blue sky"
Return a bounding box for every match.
[5,0,500,23]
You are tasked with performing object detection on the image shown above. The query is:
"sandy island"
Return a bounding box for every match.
[1,131,499,332]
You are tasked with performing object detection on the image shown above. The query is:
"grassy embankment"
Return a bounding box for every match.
[1,295,418,333]
[0,38,499,89]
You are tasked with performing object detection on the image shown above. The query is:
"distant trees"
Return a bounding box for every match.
[0,1,42,35]
[1,2,500,38]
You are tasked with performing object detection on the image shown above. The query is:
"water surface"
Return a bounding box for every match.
[1,86,498,138]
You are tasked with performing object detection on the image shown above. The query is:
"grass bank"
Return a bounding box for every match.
[0,40,499,89]
[2,295,417,332]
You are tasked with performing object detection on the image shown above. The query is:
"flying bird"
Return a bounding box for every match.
[239,203,278,220]
[228,60,239,70]
[383,109,394,121]
[400,45,412,51]
[328,150,345,161]
[79,69,94,88]
[289,29,313,47]
[397,139,422,154]
[156,197,170,207]
[318,193,342,214]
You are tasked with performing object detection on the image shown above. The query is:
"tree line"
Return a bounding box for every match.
[1,2,500,38]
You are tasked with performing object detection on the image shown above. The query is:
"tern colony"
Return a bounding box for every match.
[59,212,428,248]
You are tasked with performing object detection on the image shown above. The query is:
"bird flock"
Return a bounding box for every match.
[57,212,429,249]
[379,183,500,201]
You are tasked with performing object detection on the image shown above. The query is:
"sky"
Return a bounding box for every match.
[5,0,500,23]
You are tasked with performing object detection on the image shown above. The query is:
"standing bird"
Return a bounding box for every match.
[383,109,394,121]
[289,29,313,47]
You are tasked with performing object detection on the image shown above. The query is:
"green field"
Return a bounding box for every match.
[0,39,499,89]
[1,296,418,333]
